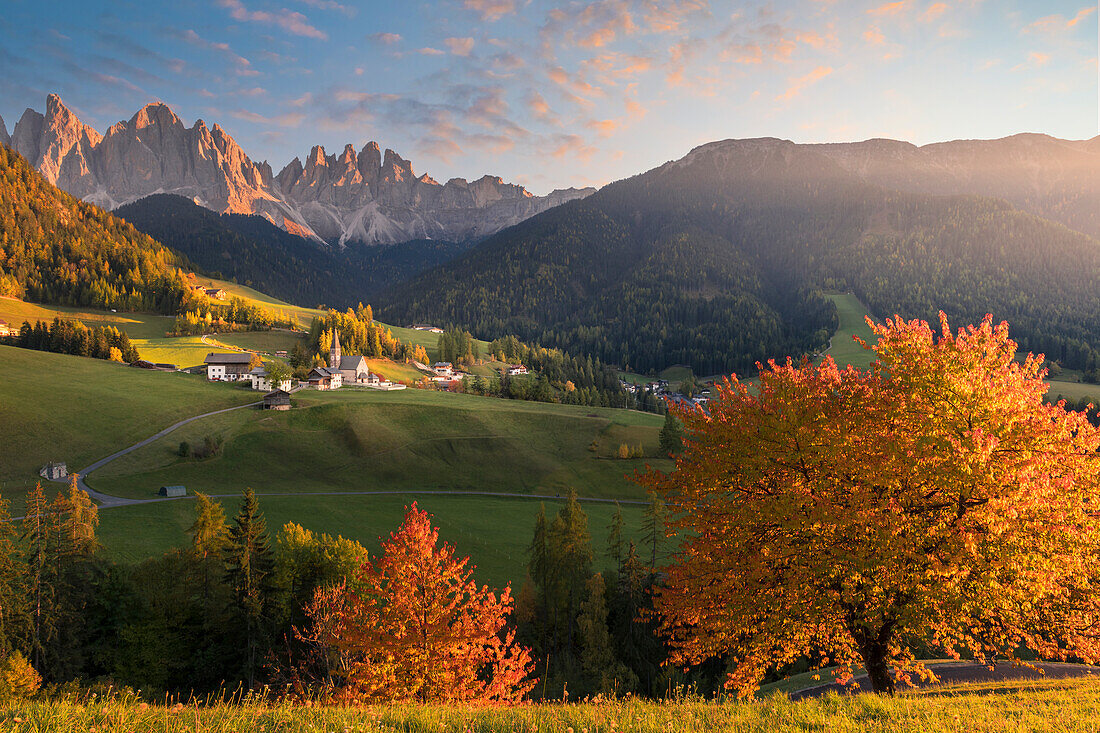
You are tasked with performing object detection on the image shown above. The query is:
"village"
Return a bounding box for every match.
[202,328,533,410]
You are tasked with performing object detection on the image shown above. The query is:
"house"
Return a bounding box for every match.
[410,324,444,333]
[246,366,293,392]
[159,485,187,497]
[205,288,228,300]
[263,389,292,410]
[204,353,253,381]
[39,462,68,480]
[328,332,374,384]
[506,364,528,376]
[306,366,343,390]
[431,362,454,377]
[0,319,12,338]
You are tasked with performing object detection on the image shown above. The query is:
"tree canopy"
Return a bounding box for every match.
[641,313,1100,695]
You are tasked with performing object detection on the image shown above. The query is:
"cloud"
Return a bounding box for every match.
[444,37,476,56]
[922,3,948,22]
[463,0,516,22]
[1025,6,1097,35]
[367,32,403,44]
[586,118,620,137]
[775,65,834,101]
[96,32,187,75]
[216,0,327,40]
[525,90,558,123]
[624,97,646,119]
[229,108,306,126]
[550,133,597,162]
[173,29,259,76]
[868,1,908,16]
[297,0,355,17]
[864,25,886,44]
[1011,51,1051,71]
[417,47,445,55]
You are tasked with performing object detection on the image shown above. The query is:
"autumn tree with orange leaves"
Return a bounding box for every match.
[302,504,535,703]
[641,313,1100,695]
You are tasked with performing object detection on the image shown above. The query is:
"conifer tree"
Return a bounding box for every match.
[606,503,625,572]
[659,411,683,456]
[577,572,636,695]
[21,485,54,672]
[0,496,27,657]
[224,487,274,688]
[642,491,667,570]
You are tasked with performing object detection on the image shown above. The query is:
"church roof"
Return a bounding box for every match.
[340,354,368,369]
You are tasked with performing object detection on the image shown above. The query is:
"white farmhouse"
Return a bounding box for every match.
[205,353,253,381]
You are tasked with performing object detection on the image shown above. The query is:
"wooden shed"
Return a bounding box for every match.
[263,389,292,410]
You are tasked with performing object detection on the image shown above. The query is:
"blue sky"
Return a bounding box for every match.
[1,0,1096,193]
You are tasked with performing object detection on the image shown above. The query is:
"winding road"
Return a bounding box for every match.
[46,403,647,510]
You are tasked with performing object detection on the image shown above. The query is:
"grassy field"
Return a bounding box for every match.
[0,346,256,504]
[822,293,878,370]
[98,492,648,588]
[91,388,667,501]
[5,676,1100,732]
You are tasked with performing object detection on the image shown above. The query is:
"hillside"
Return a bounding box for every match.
[115,194,472,309]
[0,144,188,312]
[380,137,1100,375]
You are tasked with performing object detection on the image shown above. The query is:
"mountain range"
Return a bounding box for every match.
[0,94,594,246]
[380,133,1100,376]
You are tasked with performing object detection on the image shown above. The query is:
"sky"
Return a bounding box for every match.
[1,0,1097,193]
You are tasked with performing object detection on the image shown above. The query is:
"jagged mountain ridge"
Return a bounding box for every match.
[3,95,595,246]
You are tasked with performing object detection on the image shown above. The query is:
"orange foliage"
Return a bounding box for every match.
[640,313,1100,695]
[303,504,535,703]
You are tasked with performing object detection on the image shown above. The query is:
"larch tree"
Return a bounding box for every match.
[304,503,534,703]
[0,495,27,657]
[641,313,1100,695]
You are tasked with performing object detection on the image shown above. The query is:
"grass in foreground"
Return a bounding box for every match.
[4,677,1099,732]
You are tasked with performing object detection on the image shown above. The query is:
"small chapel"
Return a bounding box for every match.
[329,330,375,384]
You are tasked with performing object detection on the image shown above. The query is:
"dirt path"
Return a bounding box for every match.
[790,661,1100,699]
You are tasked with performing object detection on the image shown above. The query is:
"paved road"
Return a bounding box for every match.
[44,404,647,510]
[46,402,261,507]
[790,661,1100,699]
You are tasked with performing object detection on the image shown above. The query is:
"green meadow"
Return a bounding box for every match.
[0,346,255,504]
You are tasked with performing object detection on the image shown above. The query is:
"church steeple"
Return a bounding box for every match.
[330,329,342,369]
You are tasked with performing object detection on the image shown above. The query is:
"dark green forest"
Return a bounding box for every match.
[115,194,471,310]
[379,140,1100,374]
[0,146,189,313]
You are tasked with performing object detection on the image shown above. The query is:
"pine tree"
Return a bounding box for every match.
[21,485,54,672]
[0,496,27,657]
[606,503,625,572]
[642,491,667,570]
[659,410,683,456]
[224,487,274,688]
[577,572,636,695]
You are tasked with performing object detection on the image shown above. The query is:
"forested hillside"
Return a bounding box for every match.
[115,194,471,309]
[0,145,188,313]
[380,138,1100,374]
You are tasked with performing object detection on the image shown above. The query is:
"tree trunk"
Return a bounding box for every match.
[860,640,895,695]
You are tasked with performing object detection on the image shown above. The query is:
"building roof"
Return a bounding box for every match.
[339,354,368,370]
[264,389,291,401]
[432,362,453,368]
[205,352,253,364]
[248,366,268,376]
[309,366,341,378]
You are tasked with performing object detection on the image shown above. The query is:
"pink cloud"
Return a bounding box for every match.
[444,37,476,56]
[216,0,327,40]
[775,65,834,101]
[463,0,516,22]
[868,1,908,16]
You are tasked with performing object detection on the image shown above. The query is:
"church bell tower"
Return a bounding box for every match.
[330,330,342,369]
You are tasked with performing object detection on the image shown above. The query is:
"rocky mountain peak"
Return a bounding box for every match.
[0,114,8,147]
[7,94,595,245]
[129,102,182,131]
